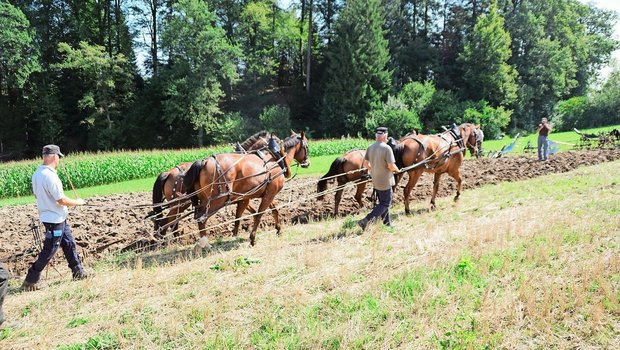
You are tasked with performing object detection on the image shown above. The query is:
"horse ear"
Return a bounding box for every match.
[300,131,305,139]
[290,129,297,135]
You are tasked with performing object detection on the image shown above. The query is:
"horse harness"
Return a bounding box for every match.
[203,145,288,209]
[172,165,186,197]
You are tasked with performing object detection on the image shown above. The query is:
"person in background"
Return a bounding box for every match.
[0,264,8,327]
[537,117,552,161]
[22,145,88,291]
[475,125,485,156]
[358,127,400,230]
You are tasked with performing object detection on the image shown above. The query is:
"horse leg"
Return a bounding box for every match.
[195,206,211,250]
[169,201,190,237]
[404,170,423,215]
[393,172,404,190]
[451,169,463,202]
[249,193,277,246]
[233,199,251,237]
[270,201,281,235]
[334,188,344,216]
[354,181,367,209]
[430,172,442,211]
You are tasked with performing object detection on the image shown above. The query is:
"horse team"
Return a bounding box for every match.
[317,123,480,215]
[150,123,482,247]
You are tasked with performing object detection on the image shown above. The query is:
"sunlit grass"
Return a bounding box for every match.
[2,160,618,349]
[481,124,620,154]
[1,124,617,205]
[0,155,338,207]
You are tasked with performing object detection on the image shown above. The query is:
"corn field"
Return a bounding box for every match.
[0,138,371,199]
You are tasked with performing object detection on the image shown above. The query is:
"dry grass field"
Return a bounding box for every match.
[1,160,619,349]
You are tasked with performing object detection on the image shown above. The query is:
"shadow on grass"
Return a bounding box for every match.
[102,236,248,270]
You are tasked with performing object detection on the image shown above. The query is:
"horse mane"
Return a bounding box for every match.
[238,130,271,151]
[283,134,301,150]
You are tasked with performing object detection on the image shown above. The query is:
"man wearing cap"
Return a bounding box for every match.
[22,145,88,291]
[358,127,400,230]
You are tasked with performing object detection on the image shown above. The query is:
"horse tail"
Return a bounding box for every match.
[317,157,347,200]
[149,171,169,228]
[183,159,204,207]
[393,143,406,169]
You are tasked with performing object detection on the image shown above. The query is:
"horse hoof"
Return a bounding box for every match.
[197,236,211,249]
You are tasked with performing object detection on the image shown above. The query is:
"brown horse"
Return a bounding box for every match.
[459,123,479,157]
[316,149,369,216]
[150,131,280,238]
[183,132,310,247]
[234,130,277,153]
[393,123,475,214]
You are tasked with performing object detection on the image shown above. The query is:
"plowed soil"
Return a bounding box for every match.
[2,149,619,276]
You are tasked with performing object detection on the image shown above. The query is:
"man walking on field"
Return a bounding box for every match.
[358,127,400,230]
[22,145,88,291]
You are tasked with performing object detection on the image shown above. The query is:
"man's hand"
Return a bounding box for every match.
[388,163,399,173]
[57,197,86,207]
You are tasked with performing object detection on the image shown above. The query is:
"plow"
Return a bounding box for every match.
[573,128,620,150]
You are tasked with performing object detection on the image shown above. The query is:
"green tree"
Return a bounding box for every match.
[589,66,620,127]
[365,95,422,138]
[161,0,240,146]
[463,100,512,138]
[552,96,588,131]
[0,2,40,96]
[0,2,41,154]
[259,105,292,138]
[459,1,516,107]
[320,0,391,136]
[399,81,436,117]
[55,42,134,149]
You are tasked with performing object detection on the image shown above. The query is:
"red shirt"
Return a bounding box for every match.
[539,124,550,137]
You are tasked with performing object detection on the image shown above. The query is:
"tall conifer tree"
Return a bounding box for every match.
[320,0,391,136]
[459,1,516,107]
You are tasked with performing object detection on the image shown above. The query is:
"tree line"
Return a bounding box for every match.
[1,0,618,159]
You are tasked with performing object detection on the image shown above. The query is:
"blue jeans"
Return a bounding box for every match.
[0,264,8,325]
[364,188,392,226]
[538,135,549,160]
[25,221,84,284]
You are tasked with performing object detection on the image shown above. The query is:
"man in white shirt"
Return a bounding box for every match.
[22,145,88,291]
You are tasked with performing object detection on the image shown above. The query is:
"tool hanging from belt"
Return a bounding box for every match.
[30,218,42,252]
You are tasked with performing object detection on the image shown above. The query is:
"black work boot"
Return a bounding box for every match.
[21,280,43,292]
[357,218,368,231]
[72,268,89,281]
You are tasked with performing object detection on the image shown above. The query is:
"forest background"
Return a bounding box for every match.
[1,0,619,159]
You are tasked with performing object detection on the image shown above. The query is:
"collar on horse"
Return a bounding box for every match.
[172,165,186,195]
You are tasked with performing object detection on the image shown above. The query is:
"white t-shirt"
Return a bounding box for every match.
[32,165,68,223]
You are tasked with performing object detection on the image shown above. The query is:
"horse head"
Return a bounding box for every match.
[459,123,478,157]
[284,131,310,168]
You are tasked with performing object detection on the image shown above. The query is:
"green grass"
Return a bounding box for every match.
[481,124,620,153]
[0,155,338,207]
[2,160,619,348]
[1,124,616,205]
